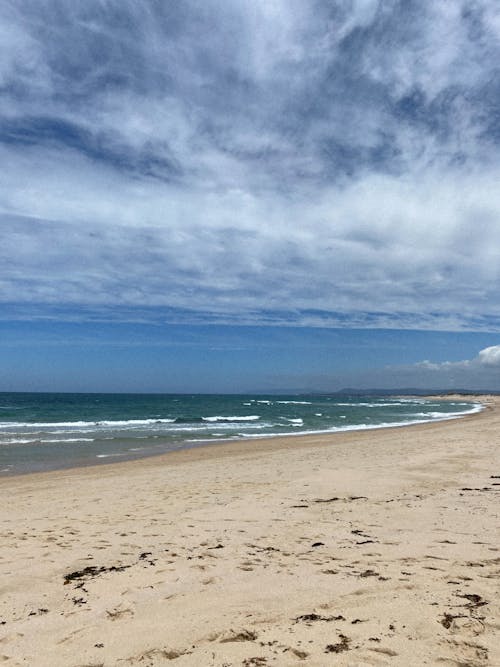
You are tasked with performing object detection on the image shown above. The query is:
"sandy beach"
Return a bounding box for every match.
[1,395,499,666]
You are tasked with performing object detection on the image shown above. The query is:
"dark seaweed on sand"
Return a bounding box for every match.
[325,634,351,653]
[63,564,130,585]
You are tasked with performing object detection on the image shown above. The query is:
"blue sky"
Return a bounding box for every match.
[1,1,500,392]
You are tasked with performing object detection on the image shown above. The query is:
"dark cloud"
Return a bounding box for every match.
[0,115,182,180]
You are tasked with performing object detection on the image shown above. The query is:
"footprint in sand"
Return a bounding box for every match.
[105,604,134,621]
[439,639,489,666]
[122,647,189,664]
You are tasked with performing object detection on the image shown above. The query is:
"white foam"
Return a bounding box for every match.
[0,418,176,429]
[411,411,446,418]
[40,438,95,443]
[276,400,312,405]
[97,418,176,427]
[233,402,484,439]
[166,421,272,432]
[185,437,235,443]
[202,415,260,422]
[335,402,406,407]
[0,438,35,445]
[96,452,126,458]
[0,420,95,429]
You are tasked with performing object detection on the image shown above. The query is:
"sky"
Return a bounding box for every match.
[1,0,500,392]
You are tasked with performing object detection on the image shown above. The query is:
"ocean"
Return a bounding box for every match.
[0,392,481,475]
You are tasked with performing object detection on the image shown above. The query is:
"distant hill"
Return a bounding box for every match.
[333,388,500,396]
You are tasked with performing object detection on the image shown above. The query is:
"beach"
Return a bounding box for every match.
[1,395,498,666]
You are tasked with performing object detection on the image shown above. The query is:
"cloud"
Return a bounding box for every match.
[2,1,500,329]
[478,345,500,365]
[417,344,500,370]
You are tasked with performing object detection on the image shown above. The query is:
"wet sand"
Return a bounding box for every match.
[1,395,499,666]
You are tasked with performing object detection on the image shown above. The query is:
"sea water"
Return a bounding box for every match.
[0,392,481,475]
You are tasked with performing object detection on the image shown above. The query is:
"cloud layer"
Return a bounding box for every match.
[2,1,500,329]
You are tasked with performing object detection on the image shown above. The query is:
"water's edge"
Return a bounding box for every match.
[0,396,483,478]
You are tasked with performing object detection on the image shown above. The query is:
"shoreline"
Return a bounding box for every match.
[1,395,498,666]
[0,394,487,480]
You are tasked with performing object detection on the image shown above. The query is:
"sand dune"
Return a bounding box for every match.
[1,395,499,666]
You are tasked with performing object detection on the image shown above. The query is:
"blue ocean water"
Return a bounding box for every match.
[0,393,481,475]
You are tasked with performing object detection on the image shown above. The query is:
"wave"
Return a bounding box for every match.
[0,402,482,450]
[0,437,95,446]
[234,405,483,440]
[334,401,411,407]
[283,418,303,425]
[0,438,36,445]
[96,452,126,459]
[39,438,95,443]
[410,411,448,418]
[185,437,237,443]
[276,400,312,405]
[201,415,260,422]
[0,418,177,429]
[143,422,273,433]
[0,420,95,429]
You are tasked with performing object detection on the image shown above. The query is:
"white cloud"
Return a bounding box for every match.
[1,1,500,329]
[416,344,500,371]
[2,141,500,328]
[477,345,500,366]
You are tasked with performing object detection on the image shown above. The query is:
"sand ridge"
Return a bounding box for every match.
[0,395,499,666]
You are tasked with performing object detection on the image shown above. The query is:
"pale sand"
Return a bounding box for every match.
[1,397,499,667]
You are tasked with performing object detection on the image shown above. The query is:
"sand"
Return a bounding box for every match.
[1,395,499,666]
